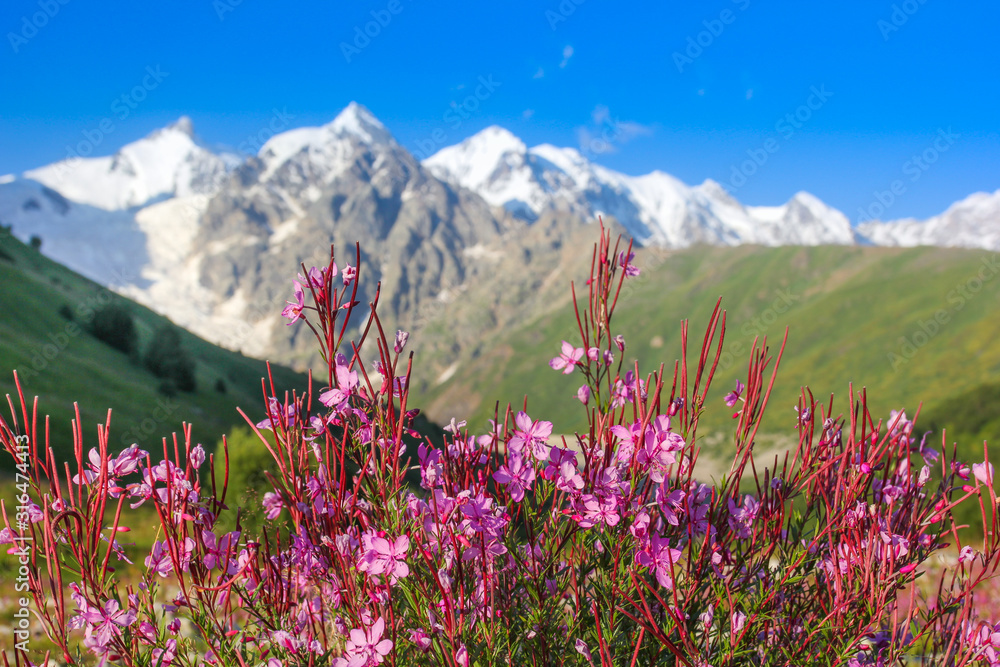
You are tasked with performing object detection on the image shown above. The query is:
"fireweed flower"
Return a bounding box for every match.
[336,617,393,666]
[974,461,995,486]
[618,250,640,277]
[727,494,760,540]
[575,639,594,662]
[262,491,284,520]
[508,411,553,460]
[394,329,409,353]
[635,534,683,589]
[550,340,584,374]
[358,532,410,583]
[494,453,536,502]
[577,494,621,528]
[724,379,745,407]
[256,397,298,431]
[320,355,359,409]
[576,384,591,404]
[80,599,137,648]
[281,280,306,324]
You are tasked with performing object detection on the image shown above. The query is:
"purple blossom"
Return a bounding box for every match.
[494,453,536,502]
[394,330,409,353]
[261,491,283,520]
[358,532,410,583]
[550,340,584,374]
[341,264,357,286]
[146,540,175,577]
[80,598,137,648]
[577,494,620,528]
[281,281,305,324]
[724,380,745,407]
[974,461,995,486]
[320,356,359,409]
[618,251,640,277]
[508,412,553,460]
[727,494,759,540]
[635,534,682,589]
[188,444,206,469]
[576,385,591,404]
[338,617,392,666]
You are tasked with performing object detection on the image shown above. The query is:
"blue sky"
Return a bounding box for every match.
[1,0,997,222]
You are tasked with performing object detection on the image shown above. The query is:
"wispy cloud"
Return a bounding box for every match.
[560,45,574,68]
[533,66,545,79]
[576,105,653,158]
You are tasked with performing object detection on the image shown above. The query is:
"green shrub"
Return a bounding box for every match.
[89,302,138,355]
[144,326,197,392]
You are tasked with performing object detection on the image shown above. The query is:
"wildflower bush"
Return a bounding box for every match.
[3,228,1000,666]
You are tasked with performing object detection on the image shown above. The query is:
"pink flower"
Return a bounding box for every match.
[959,545,976,564]
[550,341,584,374]
[508,411,553,460]
[394,330,409,353]
[263,492,284,520]
[188,444,206,469]
[731,610,747,635]
[455,645,469,667]
[974,461,994,486]
[724,380,745,407]
[618,251,640,277]
[80,598,137,648]
[635,534,682,589]
[320,356,359,409]
[145,540,174,577]
[727,494,759,540]
[408,628,432,652]
[343,618,393,665]
[494,454,536,502]
[359,533,410,583]
[577,494,620,528]
[342,264,357,285]
[281,281,305,324]
[576,385,591,404]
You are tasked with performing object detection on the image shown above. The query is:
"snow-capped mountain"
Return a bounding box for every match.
[2,103,997,369]
[425,125,855,247]
[179,102,503,358]
[0,118,239,289]
[25,117,237,211]
[857,189,1000,250]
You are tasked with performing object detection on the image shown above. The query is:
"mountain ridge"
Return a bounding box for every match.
[0,104,996,372]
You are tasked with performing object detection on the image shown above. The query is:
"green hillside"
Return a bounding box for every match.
[420,244,1000,455]
[0,229,310,471]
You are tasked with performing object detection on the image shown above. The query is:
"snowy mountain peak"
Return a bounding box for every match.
[256,103,400,182]
[165,115,196,138]
[328,101,393,145]
[23,117,231,211]
[424,128,861,248]
[857,189,1000,250]
[425,126,527,184]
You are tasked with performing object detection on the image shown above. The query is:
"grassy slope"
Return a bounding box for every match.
[0,230,310,470]
[420,244,1000,453]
